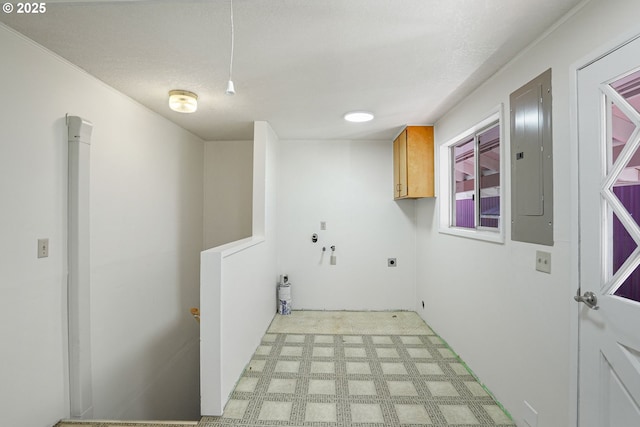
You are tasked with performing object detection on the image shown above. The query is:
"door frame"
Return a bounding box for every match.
[570,28,640,427]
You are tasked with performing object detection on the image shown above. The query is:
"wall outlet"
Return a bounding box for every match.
[388,258,397,267]
[320,221,326,230]
[37,238,49,258]
[523,400,538,427]
[535,251,551,273]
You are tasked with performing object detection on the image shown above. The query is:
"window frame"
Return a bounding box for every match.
[438,106,505,243]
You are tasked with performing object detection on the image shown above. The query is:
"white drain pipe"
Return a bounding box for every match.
[67,115,93,418]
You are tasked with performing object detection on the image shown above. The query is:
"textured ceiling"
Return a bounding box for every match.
[0,0,583,140]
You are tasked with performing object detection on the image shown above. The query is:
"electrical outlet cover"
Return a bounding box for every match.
[535,250,551,274]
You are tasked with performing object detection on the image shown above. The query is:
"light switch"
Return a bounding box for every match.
[38,238,49,258]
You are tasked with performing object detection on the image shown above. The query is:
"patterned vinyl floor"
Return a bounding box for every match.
[56,312,515,427]
[200,312,515,427]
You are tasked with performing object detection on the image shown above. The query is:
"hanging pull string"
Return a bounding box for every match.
[226,0,236,95]
[228,0,234,80]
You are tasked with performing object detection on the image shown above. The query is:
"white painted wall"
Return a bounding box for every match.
[203,140,253,249]
[415,1,640,426]
[201,122,279,416]
[277,139,416,310]
[90,95,203,420]
[0,25,203,425]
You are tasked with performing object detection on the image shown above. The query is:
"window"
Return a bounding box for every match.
[439,108,504,243]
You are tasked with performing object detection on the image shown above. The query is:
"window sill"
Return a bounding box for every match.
[438,226,505,244]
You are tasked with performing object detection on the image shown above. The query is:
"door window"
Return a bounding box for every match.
[607,69,640,303]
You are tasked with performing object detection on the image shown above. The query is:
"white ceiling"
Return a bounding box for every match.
[0,0,583,141]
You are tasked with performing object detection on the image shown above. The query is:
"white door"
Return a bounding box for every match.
[578,36,640,427]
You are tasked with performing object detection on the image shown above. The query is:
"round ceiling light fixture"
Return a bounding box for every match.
[344,111,374,123]
[168,90,198,113]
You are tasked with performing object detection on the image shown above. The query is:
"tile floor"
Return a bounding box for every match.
[200,311,515,427]
[55,422,196,427]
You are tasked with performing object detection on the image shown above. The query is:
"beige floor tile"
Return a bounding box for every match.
[416,362,444,375]
[407,347,432,358]
[274,360,300,373]
[284,334,305,343]
[224,399,249,419]
[262,333,277,342]
[235,377,259,393]
[327,325,355,334]
[344,347,367,358]
[348,379,377,395]
[350,403,384,423]
[255,345,272,355]
[387,380,418,396]
[308,379,336,395]
[280,346,303,357]
[372,335,393,344]
[439,404,479,424]
[449,362,470,375]
[400,336,423,345]
[312,347,334,357]
[427,381,460,397]
[342,335,364,344]
[380,362,408,375]
[267,378,297,394]
[310,361,335,374]
[466,381,489,396]
[395,404,433,424]
[267,311,433,335]
[438,348,456,358]
[247,359,266,372]
[375,347,400,358]
[305,402,337,422]
[314,335,334,344]
[258,401,292,421]
[346,361,371,374]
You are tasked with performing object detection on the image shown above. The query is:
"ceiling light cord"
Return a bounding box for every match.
[226,0,236,95]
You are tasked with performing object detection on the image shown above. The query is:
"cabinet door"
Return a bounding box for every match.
[394,130,408,198]
[406,126,434,198]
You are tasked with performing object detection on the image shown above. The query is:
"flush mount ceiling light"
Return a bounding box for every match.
[344,111,374,122]
[168,90,198,113]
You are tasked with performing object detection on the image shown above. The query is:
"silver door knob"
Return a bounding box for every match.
[574,291,599,310]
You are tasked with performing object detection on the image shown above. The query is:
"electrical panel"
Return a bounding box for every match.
[510,69,553,245]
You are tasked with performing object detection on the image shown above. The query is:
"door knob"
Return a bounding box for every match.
[574,290,599,310]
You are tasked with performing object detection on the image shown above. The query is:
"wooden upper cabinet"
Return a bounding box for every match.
[393,126,434,200]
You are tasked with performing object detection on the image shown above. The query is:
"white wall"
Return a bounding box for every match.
[0,25,203,425]
[203,141,253,249]
[277,139,417,310]
[415,0,640,426]
[90,96,203,420]
[200,122,279,416]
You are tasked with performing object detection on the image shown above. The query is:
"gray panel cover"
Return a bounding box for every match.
[510,69,553,245]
